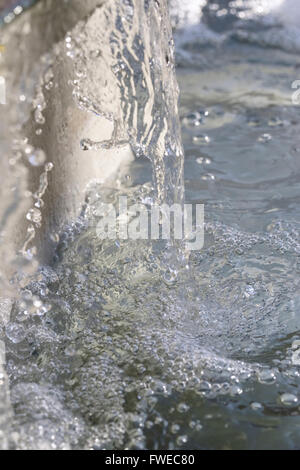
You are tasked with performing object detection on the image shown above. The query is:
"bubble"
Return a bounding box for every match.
[230,385,243,396]
[6,323,26,344]
[198,381,212,395]
[280,393,299,407]
[189,420,202,431]
[196,157,212,165]
[182,112,203,128]
[250,402,263,411]
[201,174,215,181]
[26,208,42,226]
[258,133,272,143]
[24,145,34,156]
[257,369,277,385]
[177,403,190,413]
[244,285,255,298]
[193,134,211,144]
[34,110,46,125]
[163,268,178,286]
[176,435,188,446]
[171,424,180,434]
[27,149,46,167]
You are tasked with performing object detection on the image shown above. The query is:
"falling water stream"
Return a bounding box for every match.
[0,0,300,450]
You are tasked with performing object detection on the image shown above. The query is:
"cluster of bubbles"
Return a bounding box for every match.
[3,176,299,449]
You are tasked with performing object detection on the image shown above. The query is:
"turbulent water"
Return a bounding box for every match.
[1,0,300,450]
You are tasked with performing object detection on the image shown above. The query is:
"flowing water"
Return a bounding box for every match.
[1,0,300,450]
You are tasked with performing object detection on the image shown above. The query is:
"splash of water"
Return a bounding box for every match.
[67,0,184,206]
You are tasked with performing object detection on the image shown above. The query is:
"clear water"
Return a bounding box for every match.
[2,0,300,450]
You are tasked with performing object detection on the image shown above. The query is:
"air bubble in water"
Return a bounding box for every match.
[176,435,188,446]
[26,208,42,226]
[177,403,190,413]
[196,157,211,165]
[258,133,272,143]
[182,112,203,128]
[198,381,212,394]
[163,268,178,286]
[45,162,54,171]
[230,385,243,396]
[171,424,180,434]
[27,149,46,167]
[280,393,299,406]
[193,134,211,144]
[34,110,46,125]
[250,402,263,411]
[24,145,34,156]
[257,369,276,385]
[201,174,215,181]
[6,323,26,344]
